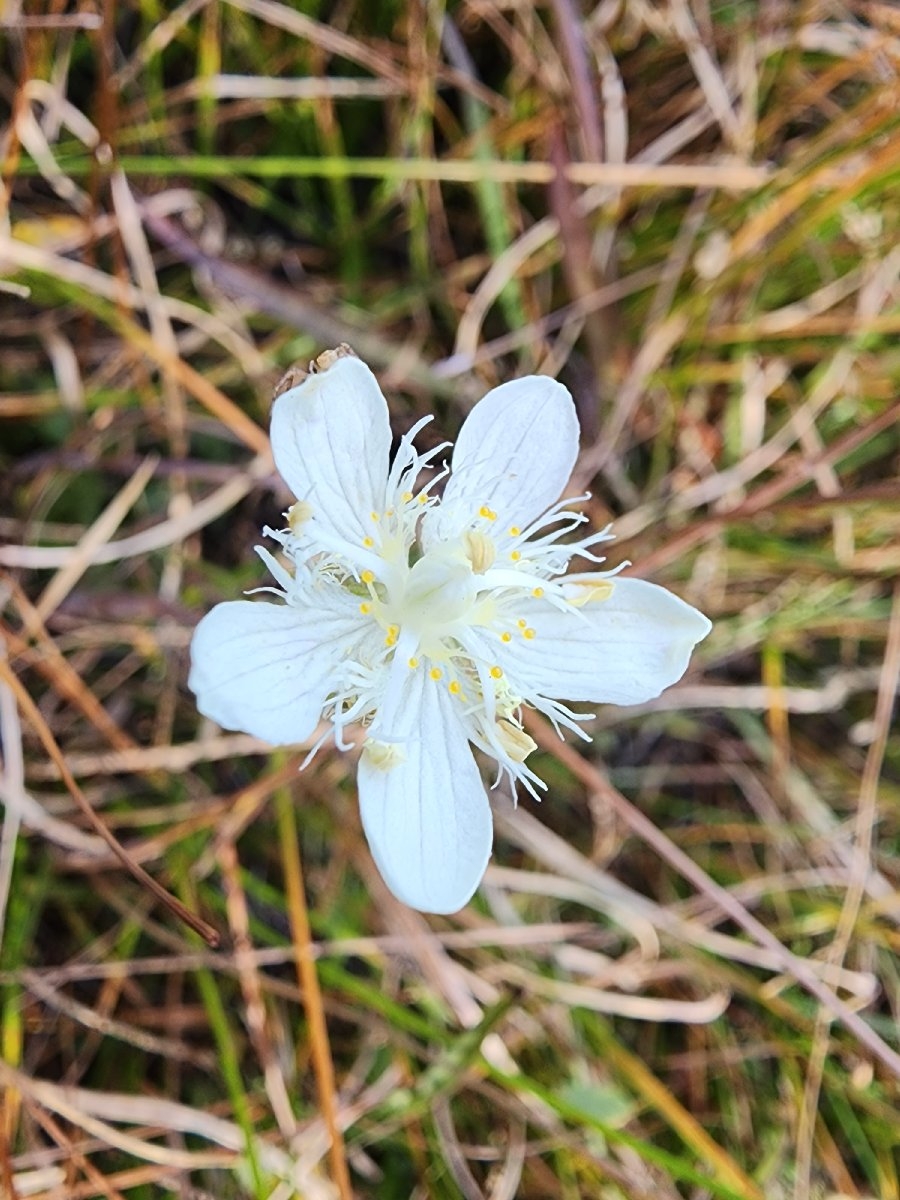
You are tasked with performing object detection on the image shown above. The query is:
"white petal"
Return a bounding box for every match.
[431,376,580,539]
[188,599,356,744]
[496,577,711,706]
[357,669,492,913]
[270,355,392,544]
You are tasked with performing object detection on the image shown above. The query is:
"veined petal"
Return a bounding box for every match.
[270,355,392,545]
[494,577,711,706]
[189,599,359,744]
[358,668,492,914]
[430,376,580,541]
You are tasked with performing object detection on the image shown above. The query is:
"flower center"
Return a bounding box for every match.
[385,549,477,654]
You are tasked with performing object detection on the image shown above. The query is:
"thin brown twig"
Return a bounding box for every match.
[550,0,604,162]
[523,710,900,1081]
[0,657,219,948]
[219,840,297,1138]
[794,583,900,1196]
[0,454,272,569]
[622,396,900,573]
[26,1101,129,1200]
[275,785,353,1200]
[34,456,158,622]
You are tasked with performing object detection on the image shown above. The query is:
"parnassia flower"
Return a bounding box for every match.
[189,346,711,914]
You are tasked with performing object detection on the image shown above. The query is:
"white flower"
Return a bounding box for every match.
[189,348,711,914]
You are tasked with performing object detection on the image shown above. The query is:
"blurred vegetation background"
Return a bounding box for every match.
[1,1,899,1197]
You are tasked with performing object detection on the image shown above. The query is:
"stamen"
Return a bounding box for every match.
[479,505,497,521]
[430,667,443,680]
[363,739,406,771]
[287,500,314,532]
[463,529,496,574]
[568,580,615,606]
[490,666,503,679]
[496,719,537,763]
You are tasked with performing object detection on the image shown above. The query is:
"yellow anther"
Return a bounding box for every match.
[363,739,406,771]
[517,619,527,629]
[359,602,372,615]
[509,526,520,536]
[386,508,395,517]
[287,500,314,532]
[387,625,399,638]
[370,511,379,521]
[523,627,536,640]
[510,550,521,561]
[363,537,374,548]
[401,491,413,503]
[449,680,462,695]
[490,666,503,679]
[417,492,428,505]
[430,667,443,681]
[532,586,544,598]
[463,529,496,574]
[408,657,419,669]
[479,505,497,521]
[568,580,615,607]
[361,570,375,585]
[496,719,537,763]
[501,632,512,643]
